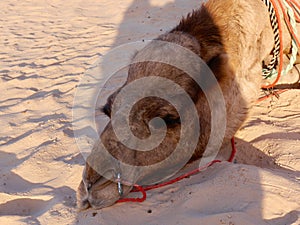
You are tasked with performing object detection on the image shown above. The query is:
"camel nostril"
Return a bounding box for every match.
[81,199,91,209]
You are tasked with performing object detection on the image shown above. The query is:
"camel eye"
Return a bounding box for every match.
[163,114,181,126]
[151,114,181,129]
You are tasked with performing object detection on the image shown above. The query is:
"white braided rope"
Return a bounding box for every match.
[262,0,281,78]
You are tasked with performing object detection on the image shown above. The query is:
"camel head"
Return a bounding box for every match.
[77,6,236,209]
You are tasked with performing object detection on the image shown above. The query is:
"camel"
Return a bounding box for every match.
[77,0,299,209]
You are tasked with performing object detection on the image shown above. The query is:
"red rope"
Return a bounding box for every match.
[257,89,289,103]
[117,184,147,203]
[117,137,236,203]
[141,159,222,192]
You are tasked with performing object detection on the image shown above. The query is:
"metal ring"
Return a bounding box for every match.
[116,173,123,196]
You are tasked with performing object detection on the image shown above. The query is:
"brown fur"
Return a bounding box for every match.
[77,0,299,209]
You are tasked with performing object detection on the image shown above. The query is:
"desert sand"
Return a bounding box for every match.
[0,0,299,224]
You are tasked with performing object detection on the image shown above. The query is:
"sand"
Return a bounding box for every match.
[0,0,299,224]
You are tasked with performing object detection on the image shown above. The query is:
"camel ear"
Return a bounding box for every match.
[207,53,232,81]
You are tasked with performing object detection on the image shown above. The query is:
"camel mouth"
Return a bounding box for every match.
[81,179,120,209]
[78,193,117,210]
[78,198,91,210]
[88,196,118,209]
[81,175,134,209]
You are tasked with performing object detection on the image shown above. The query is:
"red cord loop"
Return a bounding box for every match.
[117,184,147,203]
[117,137,236,204]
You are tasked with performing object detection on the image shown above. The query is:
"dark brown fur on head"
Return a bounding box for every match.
[77,3,236,210]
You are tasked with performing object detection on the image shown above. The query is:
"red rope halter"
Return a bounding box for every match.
[117,137,237,203]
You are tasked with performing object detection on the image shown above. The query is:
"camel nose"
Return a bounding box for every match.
[82,199,91,208]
